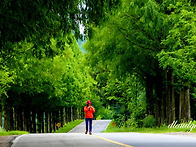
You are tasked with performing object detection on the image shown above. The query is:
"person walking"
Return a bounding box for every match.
[84,100,95,135]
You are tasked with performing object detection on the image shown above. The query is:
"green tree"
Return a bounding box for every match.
[84,0,196,126]
[158,1,196,122]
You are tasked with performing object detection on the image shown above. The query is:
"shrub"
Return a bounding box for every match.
[142,115,155,128]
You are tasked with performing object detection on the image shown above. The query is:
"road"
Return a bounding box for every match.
[68,120,111,133]
[12,120,196,147]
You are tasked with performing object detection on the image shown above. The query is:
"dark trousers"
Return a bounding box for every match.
[85,118,93,132]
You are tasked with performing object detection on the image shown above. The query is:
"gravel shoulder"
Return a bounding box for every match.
[0,135,18,147]
[164,132,196,138]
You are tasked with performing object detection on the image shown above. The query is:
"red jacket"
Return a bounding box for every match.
[84,106,95,118]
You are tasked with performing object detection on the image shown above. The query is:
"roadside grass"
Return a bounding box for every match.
[0,128,29,136]
[55,119,84,133]
[104,121,196,133]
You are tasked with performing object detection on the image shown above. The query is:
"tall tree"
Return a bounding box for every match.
[158,1,196,122]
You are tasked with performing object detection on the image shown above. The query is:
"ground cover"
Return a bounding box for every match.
[104,121,196,133]
[0,128,29,136]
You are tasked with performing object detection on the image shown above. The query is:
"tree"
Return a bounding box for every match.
[0,0,81,49]
[158,1,196,122]
[85,0,168,124]
[84,0,196,126]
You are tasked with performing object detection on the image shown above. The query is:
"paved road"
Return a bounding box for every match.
[11,133,121,147]
[68,120,111,133]
[95,133,196,147]
[12,120,196,147]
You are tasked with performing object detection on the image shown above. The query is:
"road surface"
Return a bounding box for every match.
[12,120,196,147]
[68,120,111,133]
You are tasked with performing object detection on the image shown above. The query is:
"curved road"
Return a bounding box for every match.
[12,120,196,147]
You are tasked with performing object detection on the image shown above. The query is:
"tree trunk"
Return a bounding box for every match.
[73,107,78,121]
[160,94,165,125]
[60,107,65,127]
[146,75,154,115]
[71,107,73,121]
[165,69,175,125]
[48,111,52,133]
[17,108,23,131]
[68,108,71,122]
[37,111,41,133]
[24,107,29,131]
[65,108,69,123]
[4,97,13,131]
[14,107,17,130]
[29,111,32,133]
[45,112,48,133]
[10,106,14,130]
[179,86,191,122]
[32,110,36,133]
[41,112,44,133]
[155,72,165,127]
[52,110,56,132]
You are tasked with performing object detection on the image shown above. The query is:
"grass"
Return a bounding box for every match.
[104,121,196,133]
[0,128,29,136]
[55,119,84,133]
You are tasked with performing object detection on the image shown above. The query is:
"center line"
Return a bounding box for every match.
[92,135,133,147]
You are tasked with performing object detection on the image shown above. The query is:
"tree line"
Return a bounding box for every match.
[0,0,120,132]
[0,32,95,132]
[84,0,196,127]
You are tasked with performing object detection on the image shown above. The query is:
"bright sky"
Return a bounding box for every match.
[79,23,85,34]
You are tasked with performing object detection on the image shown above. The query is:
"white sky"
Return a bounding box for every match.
[79,23,85,34]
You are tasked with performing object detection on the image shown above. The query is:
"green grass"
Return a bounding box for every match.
[0,129,29,136]
[55,119,84,133]
[104,121,196,133]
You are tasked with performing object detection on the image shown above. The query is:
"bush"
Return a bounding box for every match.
[127,118,138,128]
[142,115,155,128]
[97,106,113,119]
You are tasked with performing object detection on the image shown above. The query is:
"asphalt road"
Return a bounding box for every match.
[12,120,196,147]
[68,119,111,133]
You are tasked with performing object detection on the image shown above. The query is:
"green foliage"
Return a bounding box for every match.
[0,63,14,96]
[157,4,196,85]
[84,0,196,127]
[142,115,155,128]
[96,106,114,120]
[1,31,96,117]
[102,74,146,126]
[0,0,82,50]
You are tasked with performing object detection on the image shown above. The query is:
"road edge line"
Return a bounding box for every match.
[11,134,26,147]
[92,135,133,147]
[104,120,112,132]
[68,121,85,133]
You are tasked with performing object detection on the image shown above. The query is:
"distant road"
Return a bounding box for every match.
[12,120,196,147]
[68,120,111,133]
